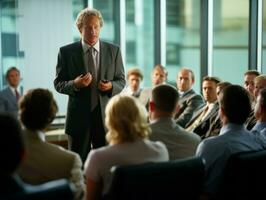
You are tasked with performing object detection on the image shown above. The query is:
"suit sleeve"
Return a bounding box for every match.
[176,94,205,128]
[54,48,77,97]
[110,47,126,96]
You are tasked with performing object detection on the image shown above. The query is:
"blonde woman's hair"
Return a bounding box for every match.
[105,94,151,144]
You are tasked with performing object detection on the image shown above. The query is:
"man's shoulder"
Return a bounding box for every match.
[100,40,120,50]
[60,41,81,51]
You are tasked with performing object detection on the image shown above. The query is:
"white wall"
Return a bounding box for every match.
[18,0,74,114]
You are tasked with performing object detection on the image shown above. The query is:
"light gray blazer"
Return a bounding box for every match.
[150,117,201,160]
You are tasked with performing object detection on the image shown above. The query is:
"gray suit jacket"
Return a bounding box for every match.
[150,117,201,160]
[185,102,219,138]
[175,89,204,128]
[54,40,125,136]
[0,87,19,117]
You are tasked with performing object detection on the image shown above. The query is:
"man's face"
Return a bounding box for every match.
[152,68,166,86]
[202,80,217,103]
[244,74,257,97]
[128,74,141,92]
[254,79,266,99]
[7,70,20,88]
[177,70,194,92]
[80,15,101,46]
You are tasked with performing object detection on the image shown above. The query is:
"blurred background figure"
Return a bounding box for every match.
[175,68,204,128]
[186,76,221,138]
[121,67,143,98]
[0,67,22,117]
[243,70,260,104]
[139,64,168,108]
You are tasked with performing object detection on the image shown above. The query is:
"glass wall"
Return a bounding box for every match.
[125,0,155,87]
[93,0,115,43]
[212,0,249,85]
[0,0,21,88]
[166,0,201,92]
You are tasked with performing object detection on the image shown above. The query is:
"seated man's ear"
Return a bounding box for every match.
[175,104,180,114]
[149,101,155,112]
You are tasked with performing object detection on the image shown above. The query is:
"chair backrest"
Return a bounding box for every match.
[218,149,266,200]
[105,156,205,200]
[3,179,75,200]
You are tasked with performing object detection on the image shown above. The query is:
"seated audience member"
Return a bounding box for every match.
[139,64,168,107]
[0,112,75,200]
[205,81,232,138]
[149,84,200,160]
[186,76,221,138]
[246,75,266,130]
[0,67,22,117]
[196,85,265,198]
[175,68,204,128]
[17,88,84,199]
[0,112,26,196]
[252,88,266,132]
[121,67,143,97]
[84,94,169,200]
[243,70,260,104]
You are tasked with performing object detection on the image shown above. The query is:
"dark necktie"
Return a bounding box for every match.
[88,47,98,111]
[15,89,20,102]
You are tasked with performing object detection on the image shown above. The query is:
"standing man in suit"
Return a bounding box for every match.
[54,8,125,162]
[0,67,21,117]
[175,68,204,128]
[186,76,221,138]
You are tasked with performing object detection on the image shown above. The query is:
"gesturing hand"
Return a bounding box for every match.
[74,73,93,89]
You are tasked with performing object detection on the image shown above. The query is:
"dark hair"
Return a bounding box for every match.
[219,85,251,124]
[203,76,221,84]
[6,66,20,79]
[151,84,179,113]
[0,113,24,175]
[19,88,58,131]
[259,88,266,109]
[244,70,260,77]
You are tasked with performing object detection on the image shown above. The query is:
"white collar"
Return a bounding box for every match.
[81,40,100,54]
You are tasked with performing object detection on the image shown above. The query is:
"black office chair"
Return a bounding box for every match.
[218,149,266,200]
[3,179,75,200]
[105,156,205,200]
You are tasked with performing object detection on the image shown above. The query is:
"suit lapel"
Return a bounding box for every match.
[72,41,87,75]
[6,88,17,106]
[99,41,108,80]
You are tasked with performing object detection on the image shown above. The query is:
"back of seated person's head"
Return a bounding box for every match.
[105,94,151,144]
[19,88,58,131]
[219,85,251,125]
[216,82,232,97]
[0,112,24,176]
[151,84,179,114]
